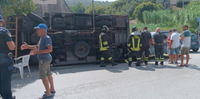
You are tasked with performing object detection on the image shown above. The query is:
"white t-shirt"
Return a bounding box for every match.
[170,32,180,48]
[182,30,191,48]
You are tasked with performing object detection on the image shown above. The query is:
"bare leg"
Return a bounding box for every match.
[42,78,51,96]
[175,54,179,62]
[173,55,175,62]
[169,54,173,62]
[47,75,55,92]
[185,54,190,66]
[181,55,184,66]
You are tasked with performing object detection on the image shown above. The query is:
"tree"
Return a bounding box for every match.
[85,4,106,14]
[70,2,85,13]
[133,2,160,22]
[0,0,36,17]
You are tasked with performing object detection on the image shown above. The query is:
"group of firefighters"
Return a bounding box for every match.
[99,25,168,67]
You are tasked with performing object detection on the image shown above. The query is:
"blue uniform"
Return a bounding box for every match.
[153,32,167,63]
[0,26,14,99]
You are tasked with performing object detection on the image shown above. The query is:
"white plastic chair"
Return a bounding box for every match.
[14,54,31,79]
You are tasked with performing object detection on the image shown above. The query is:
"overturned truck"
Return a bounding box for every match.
[5,13,130,65]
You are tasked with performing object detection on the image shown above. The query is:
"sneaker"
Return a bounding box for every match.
[175,62,178,64]
[155,62,158,65]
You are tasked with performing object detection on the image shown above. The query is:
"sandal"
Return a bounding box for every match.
[39,94,53,99]
[44,91,56,94]
[184,64,188,67]
[177,64,184,67]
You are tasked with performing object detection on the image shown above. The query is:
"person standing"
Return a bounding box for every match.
[169,28,180,64]
[21,24,55,99]
[179,25,191,67]
[99,25,118,67]
[127,26,142,66]
[167,30,175,63]
[139,26,152,65]
[152,27,168,65]
[0,15,16,99]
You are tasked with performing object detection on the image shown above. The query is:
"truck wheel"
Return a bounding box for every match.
[96,15,112,21]
[96,21,112,27]
[27,12,46,23]
[74,41,91,58]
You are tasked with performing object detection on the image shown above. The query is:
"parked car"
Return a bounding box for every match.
[190,33,199,52]
[149,31,199,55]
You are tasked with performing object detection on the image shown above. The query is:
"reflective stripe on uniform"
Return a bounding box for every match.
[145,57,149,61]
[103,41,108,45]
[101,57,105,61]
[129,58,132,61]
[130,36,140,51]
[127,43,131,47]
[160,58,164,62]
[155,58,159,62]
[137,58,141,60]
[108,57,112,61]
[99,35,109,51]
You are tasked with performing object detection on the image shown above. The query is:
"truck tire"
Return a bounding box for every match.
[27,12,46,23]
[74,41,91,58]
[96,15,112,21]
[96,21,112,27]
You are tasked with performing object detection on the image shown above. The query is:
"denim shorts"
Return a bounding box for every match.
[169,47,180,54]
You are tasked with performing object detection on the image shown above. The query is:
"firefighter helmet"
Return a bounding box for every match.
[102,25,109,33]
[132,26,138,32]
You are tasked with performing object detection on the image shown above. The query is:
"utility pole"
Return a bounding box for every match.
[92,0,95,31]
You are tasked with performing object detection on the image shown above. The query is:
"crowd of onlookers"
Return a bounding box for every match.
[167,25,191,67]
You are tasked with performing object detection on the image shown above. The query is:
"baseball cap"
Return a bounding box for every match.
[0,15,4,22]
[34,23,48,30]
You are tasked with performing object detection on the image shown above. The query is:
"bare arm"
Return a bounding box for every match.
[21,42,38,50]
[6,41,15,50]
[170,40,173,49]
[180,36,184,42]
[30,46,52,55]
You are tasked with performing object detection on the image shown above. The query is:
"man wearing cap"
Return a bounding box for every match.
[21,24,55,99]
[0,15,16,99]
[99,25,118,67]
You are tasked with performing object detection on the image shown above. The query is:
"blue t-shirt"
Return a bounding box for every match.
[37,35,52,61]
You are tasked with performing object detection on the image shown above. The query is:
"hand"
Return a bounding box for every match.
[149,44,151,49]
[30,49,39,55]
[153,42,155,46]
[169,47,171,50]
[21,42,29,50]
[128,49,130,52]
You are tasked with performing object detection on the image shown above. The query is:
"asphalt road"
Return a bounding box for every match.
[10,51,200,99]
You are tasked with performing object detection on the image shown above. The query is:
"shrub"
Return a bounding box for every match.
[133,2,160,22]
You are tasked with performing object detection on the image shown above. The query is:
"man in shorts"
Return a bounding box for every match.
[21,24,55,99]
[169,28,180,64]
[167,30,175,63]
[179,25,191,67]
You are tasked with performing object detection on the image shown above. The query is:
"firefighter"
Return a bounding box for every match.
[127,26,142,66]
[140,26,152,65]
[99,25,118,67]
[152,27,168,65]
[0,15,16,99]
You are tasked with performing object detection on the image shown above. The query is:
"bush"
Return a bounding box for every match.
[133,2,160,22]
